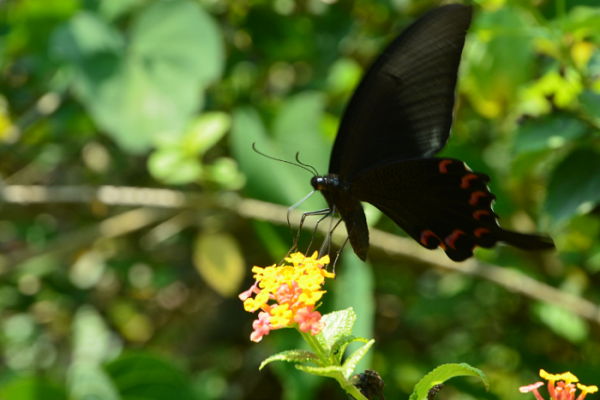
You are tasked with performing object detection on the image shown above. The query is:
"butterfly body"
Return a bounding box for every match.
[309,4,555,262]
[311,175,370,260]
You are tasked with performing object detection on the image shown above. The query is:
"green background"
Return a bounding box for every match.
[1,0,600,399]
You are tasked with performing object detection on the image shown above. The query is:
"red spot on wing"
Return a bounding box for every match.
[421,230,446,250]
[474,228,491,238]
[445,229,465,250]
[439,160,453,173]
[461,173,479,189]
[469,191,487,205]
[472,210,490,220]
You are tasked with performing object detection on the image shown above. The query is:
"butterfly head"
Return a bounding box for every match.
[311,175,340,192]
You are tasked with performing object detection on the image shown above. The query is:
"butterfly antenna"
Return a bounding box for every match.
[252,143,316,176]
[295,152,319,176]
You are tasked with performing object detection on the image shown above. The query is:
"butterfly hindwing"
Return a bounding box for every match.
[351,158,554,261]
[329,5,473,180]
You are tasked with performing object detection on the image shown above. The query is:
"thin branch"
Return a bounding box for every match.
[1,185,599,325]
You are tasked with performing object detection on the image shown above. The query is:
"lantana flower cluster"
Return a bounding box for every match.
[520,369,598,400]
[239,252,334,342]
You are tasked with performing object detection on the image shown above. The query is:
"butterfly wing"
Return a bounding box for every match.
[329,4,472,180]
[351,158,555,261]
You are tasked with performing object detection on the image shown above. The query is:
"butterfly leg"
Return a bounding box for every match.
[305,209,334,255]
[282,208,331,263]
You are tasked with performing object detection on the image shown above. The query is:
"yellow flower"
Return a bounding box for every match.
[270,303,293,327]
[577,384,598,395]
[240,252,333,342]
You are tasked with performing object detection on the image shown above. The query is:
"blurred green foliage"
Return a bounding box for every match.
[1,0,600,399]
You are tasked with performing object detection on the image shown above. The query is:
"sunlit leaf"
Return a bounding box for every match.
[183,112,231,155]
[315,308,356,353]
[72,305,114,364]
[193,232,245,298]
[341,339,375,380]
[535,303,589,343]
[409,363,489,400]
[260,350,322,370]
[545,148,600,224]
[68,362,120,400]
[148,148,202,185]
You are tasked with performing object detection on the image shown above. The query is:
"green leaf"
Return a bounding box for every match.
[273,91,331,177]
[72,305,113,364]
[314,308,356,354]
[104,352,196,400]
[535,303,589,343]
[341,339,375,380]
[130,0,223,86]
[329,335,369,362]
[332,256,375,373]
[259,350,323,370]
[409,363,489,400]
[147,148,203,185]
[68,362,120,400]
[183,112,231,156]
[193,232,245,298]
[545,148,600,224]
[50,11,124,63]
[100,0,147,20]
[513,115,586,153]
[580,90,600,123]
[295,364,345,379]
[63,1,224,153]
[0,377,66,400]
[230,107,313,206]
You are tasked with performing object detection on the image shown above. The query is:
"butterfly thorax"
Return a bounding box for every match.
[311,174,369,261]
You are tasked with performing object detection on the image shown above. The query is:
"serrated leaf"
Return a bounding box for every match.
[314,308,356,353]
[545,148,600,224]
[295,364,345,379]
[260,350,322,370]
[193,232,245,298]
[341,339,375,380]
[409,363,489,400]
[329,336,369,363]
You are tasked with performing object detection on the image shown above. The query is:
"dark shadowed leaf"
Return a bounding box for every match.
[545,148,600,224]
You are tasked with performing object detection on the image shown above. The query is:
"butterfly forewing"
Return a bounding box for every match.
[329,5,473,180]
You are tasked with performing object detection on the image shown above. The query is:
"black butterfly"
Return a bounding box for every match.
[308,4,554,262]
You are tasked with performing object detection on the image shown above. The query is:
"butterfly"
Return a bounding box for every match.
[308,4,555,262]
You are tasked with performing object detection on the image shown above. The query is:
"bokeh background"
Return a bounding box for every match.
[1,0,600,399]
